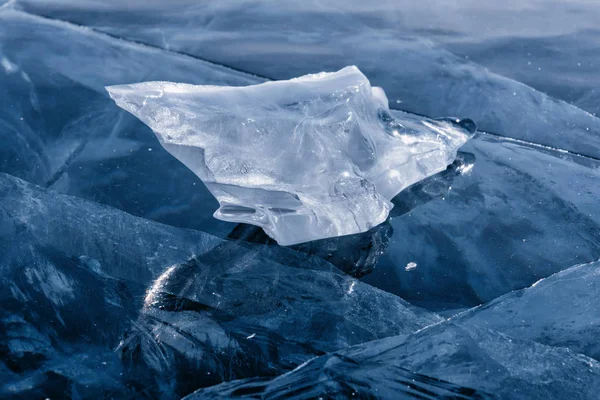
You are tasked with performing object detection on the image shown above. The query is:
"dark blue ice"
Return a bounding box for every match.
[1,1,600,399]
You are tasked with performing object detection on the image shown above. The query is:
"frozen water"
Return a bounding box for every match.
[0,172,218,397]
[188,362,492,399]
[117,241,440,397]
[0,173,223,397]
[23,0,600,158]
[1,173,439,397]
[349,323,600,399]
[108,66,474,245]
[3,2,600,399]
[1,248,138,398]
[0,173,222,284]
[0,7,262,236]
[362,110,600,310]
[191,323,600,400]
[228,220,393,277]
[119,295,322,398]
[141,241,442,352]
[456,259,600,360]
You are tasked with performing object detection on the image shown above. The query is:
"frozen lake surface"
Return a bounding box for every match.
[1,1,599,399]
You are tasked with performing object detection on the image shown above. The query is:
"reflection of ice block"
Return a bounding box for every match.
[107,66,474,245]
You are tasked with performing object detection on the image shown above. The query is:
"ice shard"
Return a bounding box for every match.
[187,362,492,399]
[145,241,442,352]
[189,323,600,400]
[118,296,323,398]
[0,172,224,398]
[119,240,441,397]
[107,66,474,245]
[0,173,222,284]
[456,259,600,360]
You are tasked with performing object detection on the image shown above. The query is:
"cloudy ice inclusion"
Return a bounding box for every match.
[107,66,474,245]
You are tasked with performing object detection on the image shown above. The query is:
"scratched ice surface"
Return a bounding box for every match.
[455,259,600,360]
[118,241,441,397]
[0,174,440,398]
[108,66,474,245]
[189,323,600,400]
[0,173,221,397]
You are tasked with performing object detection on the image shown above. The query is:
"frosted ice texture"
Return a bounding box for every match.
[107,66,473,245]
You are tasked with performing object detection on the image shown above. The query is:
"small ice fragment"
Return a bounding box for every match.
[1,57,18,74]
[348,281,356,294]
[405,262,417,271]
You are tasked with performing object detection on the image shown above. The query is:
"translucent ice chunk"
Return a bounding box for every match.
[107,66,474,245]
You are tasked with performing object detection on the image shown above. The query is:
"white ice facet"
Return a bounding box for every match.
[107,66,474,245]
